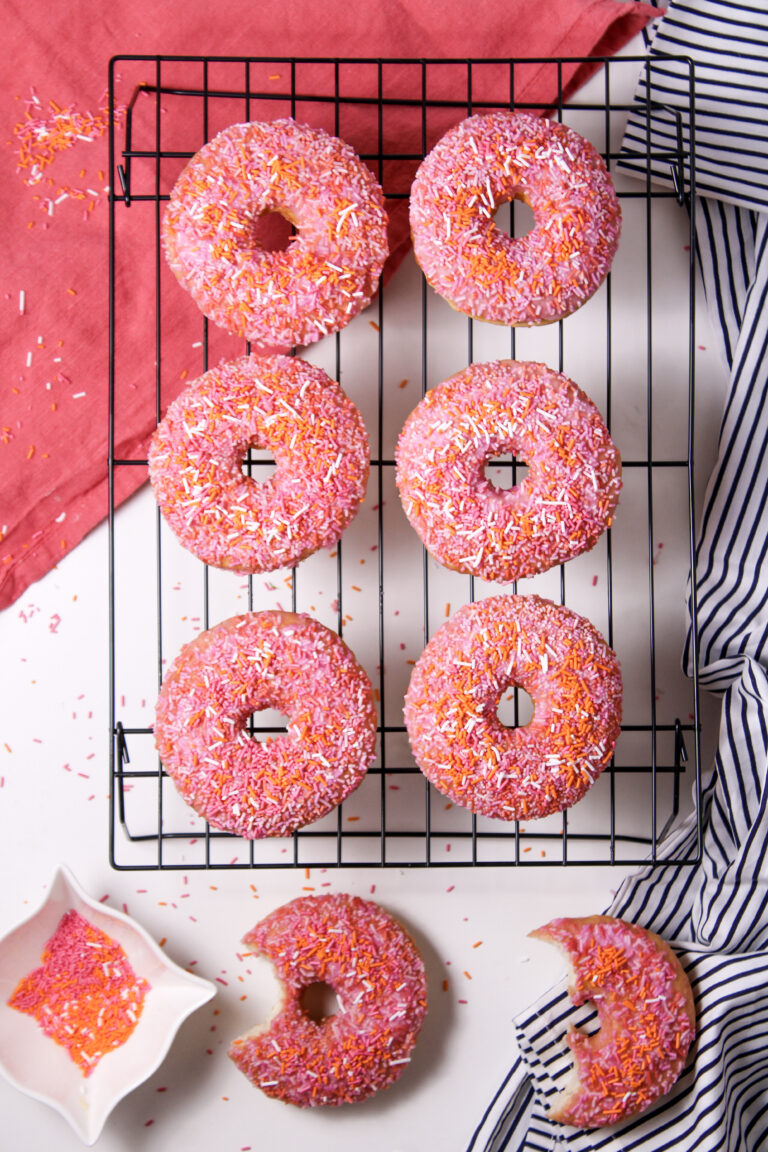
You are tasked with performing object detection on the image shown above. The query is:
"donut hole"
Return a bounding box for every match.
[497,687,534,729]
[240,450,277,484]
[251,209,295,253]
[493,197,536,239]
[484,454,529,492]
[245,707,290,744]
[299,981,340,1023]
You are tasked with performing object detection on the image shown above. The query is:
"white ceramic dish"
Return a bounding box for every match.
[0,864,216,1144]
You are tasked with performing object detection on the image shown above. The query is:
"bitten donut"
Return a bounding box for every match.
[410,110,621,325]
[148,355,369,574]
[531,915,696,1128]
[154,611,377,838]
[163,119,389,350]
[404,594,622,820]
[228,893,427,1107]
[395,359,621,583]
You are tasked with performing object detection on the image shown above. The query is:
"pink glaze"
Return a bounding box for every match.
[154,611,377,838]
[148,355,369,574]
[531,915,696,1128]
[395,359,621,583]
[228,893,427,1106]
[8,910,150,1077]
[410,111,621,325]
[404,594,622,820]
[163,119,389,350]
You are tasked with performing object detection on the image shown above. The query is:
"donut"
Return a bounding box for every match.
[403,594,622,820]
[148,355,369,574]
[409,110,621,326]
[162,119,389,350]
[395,359,621,583]
[228,893,427,1107]
[153,611,377,838]
[530,915,696,1127]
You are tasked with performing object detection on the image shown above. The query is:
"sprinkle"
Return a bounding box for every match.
[7,910,150,1076]
[18,290,25,314]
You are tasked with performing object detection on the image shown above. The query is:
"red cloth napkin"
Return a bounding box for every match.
[1,0,656,610]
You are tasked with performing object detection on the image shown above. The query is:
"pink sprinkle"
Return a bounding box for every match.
[446,885,455,893]
[592,575,598,586]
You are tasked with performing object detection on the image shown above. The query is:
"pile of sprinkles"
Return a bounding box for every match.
[531,915,696,1128]
[162,119,389,350]
[395,359,622,583]
[404,594,622,821]
[410,110,621,326]
[154,611,377,839]
[148,355,370,574]
[12,89,122,215]
[228,893,427,1106]
[7,910,150,1077]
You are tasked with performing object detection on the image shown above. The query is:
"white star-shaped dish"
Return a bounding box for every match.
[0,864,216,1144]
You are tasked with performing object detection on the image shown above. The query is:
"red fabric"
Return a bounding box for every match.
[1,0,657,610]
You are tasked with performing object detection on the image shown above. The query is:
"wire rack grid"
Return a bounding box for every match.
[108,53,702,871]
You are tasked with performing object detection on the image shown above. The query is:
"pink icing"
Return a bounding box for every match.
[228,893,427,1106]
[404,594,622,820]
[163,119,389,350]
[148,355,369,574]
[534,916,695,1128]
[395,359,621,583]
[154,611,377,838]
[410,110,621,325]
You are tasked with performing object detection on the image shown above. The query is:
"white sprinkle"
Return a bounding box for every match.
[18,290,26,314]
[26,351,32,367]
[72,391,86,399]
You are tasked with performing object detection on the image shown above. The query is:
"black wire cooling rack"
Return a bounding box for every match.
[108,53,702,870]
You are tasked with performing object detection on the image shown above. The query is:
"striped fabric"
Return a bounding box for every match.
[468,6,768,1146]
[620,0,768,212]
[468,205,768,1151]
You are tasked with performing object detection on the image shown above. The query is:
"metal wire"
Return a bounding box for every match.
[108,53,701,870]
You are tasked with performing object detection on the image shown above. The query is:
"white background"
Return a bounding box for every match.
[0,37,728,1152]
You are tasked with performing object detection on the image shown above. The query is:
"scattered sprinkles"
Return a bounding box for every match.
[12,89,124,215]
[395,360,621,584]
[404,594,622,820]
[163,119,389,350]
[228,894,427,1107]
[7,910,150,1076]
[532,916,695,1127]
[410,110,621,326]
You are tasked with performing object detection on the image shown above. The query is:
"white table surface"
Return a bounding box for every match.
[0,37,727,1152]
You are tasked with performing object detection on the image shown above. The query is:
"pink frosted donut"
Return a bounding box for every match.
[409,111,621,325]
[162,119,389,350]
[395,359,621,583]
[154,611,377,838]
[228,893,427,1107]
[530,915,696,1128]
[148,355,369,574]
[404,594,622,820]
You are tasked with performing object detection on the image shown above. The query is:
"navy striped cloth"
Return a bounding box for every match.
[468,3,768,1148]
